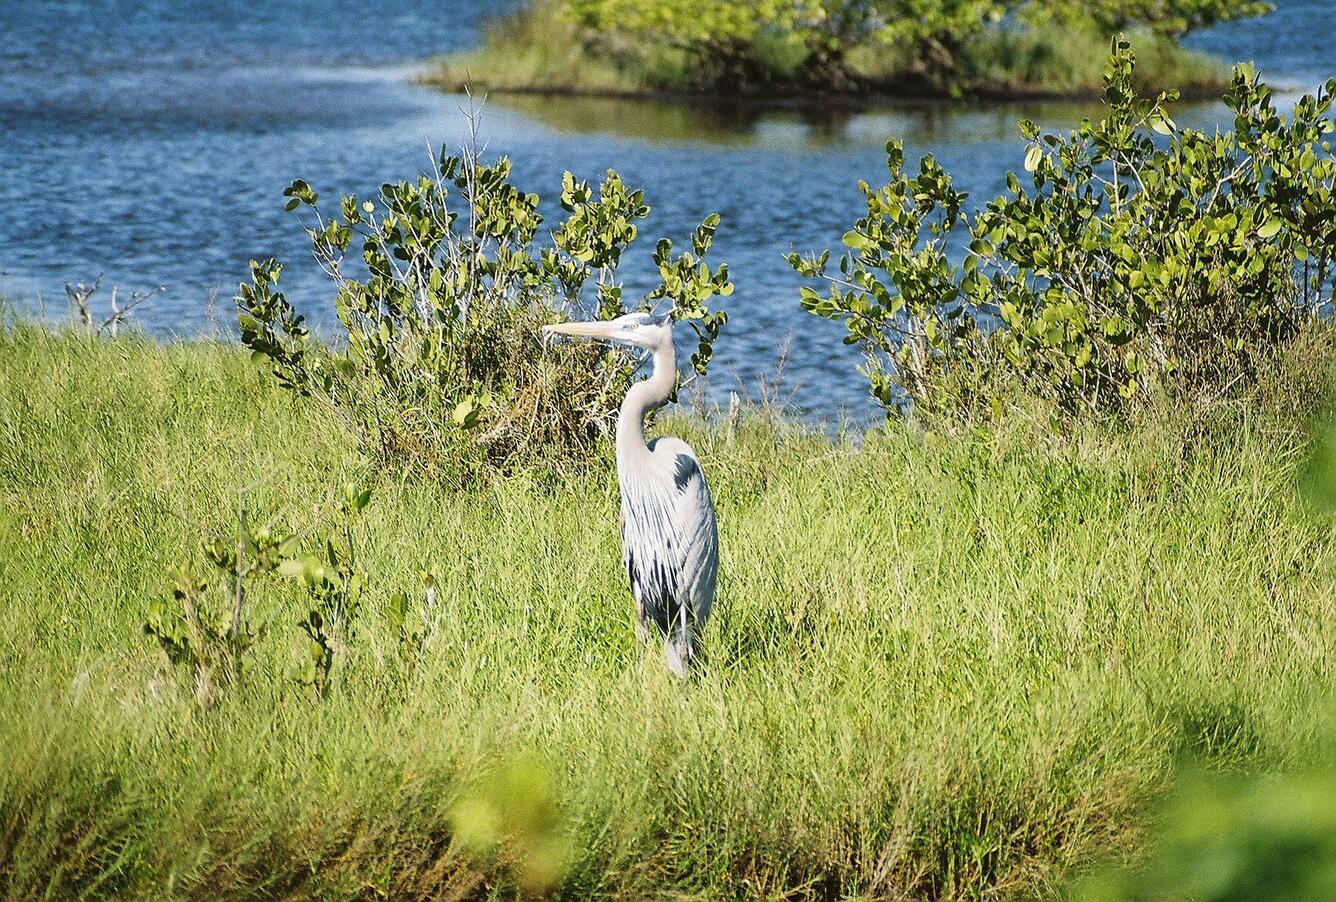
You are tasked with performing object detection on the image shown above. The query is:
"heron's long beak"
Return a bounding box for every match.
[543,320,619,339]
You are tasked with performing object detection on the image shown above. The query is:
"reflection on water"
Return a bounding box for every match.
[489,95,767,146]
[1,0,1332,423]
[492,92,1119,148]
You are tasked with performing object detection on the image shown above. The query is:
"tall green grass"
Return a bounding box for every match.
[2,323,1334,898]
[428,2,651,97]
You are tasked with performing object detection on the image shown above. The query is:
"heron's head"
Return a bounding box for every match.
[543,311,672,350]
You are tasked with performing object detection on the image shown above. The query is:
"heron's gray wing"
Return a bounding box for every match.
[621,443,718,635]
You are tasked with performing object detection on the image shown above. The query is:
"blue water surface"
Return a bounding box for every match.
[1,0,1331,420]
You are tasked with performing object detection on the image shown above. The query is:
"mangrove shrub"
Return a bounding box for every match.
[238,148,730,477]
[792,38,1336,415]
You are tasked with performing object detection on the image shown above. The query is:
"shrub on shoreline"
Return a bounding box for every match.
[238,147,731,480]
[793,39,1336,419]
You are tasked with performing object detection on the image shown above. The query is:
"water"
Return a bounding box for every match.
[2,1,1332,421]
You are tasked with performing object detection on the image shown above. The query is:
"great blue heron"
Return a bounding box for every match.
[544,312,719,678]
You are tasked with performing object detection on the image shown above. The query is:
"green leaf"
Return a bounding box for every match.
[842,230,873,250]
[453,398,477,428]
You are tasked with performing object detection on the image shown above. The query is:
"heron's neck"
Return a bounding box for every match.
[617,342,676,465]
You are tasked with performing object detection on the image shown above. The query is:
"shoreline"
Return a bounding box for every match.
[415,71,1233,107]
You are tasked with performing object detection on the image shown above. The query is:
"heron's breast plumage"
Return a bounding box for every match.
[619,438,718,635]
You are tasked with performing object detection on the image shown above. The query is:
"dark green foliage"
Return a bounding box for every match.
[793,38,1336,416]
[236,258,309,394]
[790,144,970,409]
[239,147,730,477]
[648,213,733,375]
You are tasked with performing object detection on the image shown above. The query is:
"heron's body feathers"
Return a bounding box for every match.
[620,436,718,675]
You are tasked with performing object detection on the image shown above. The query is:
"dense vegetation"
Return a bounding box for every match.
[6,30,1336,900]
[240,149,729,479]
[794,43,1336,417]
[425,0,1260,99]
[3,321,1336,898]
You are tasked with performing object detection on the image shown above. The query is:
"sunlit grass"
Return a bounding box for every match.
[2,323,1334,898]
[423,2,657,97]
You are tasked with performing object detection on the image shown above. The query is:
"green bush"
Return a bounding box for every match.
[1042,0,1273,41]
[238,147,730,478]
[556,0,1269,92]
[564,0,1008,90]
[792,38,1336,416]
[144,485,380,706]
[144,513,292,707]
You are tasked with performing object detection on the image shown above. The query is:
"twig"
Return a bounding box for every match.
[64,274,103,332]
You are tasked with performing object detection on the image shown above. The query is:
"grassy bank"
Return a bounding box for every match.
[423,3,1228,102]
[3,322,1336,898]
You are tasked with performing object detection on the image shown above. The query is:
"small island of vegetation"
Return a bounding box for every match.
[423,0,1272,101]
